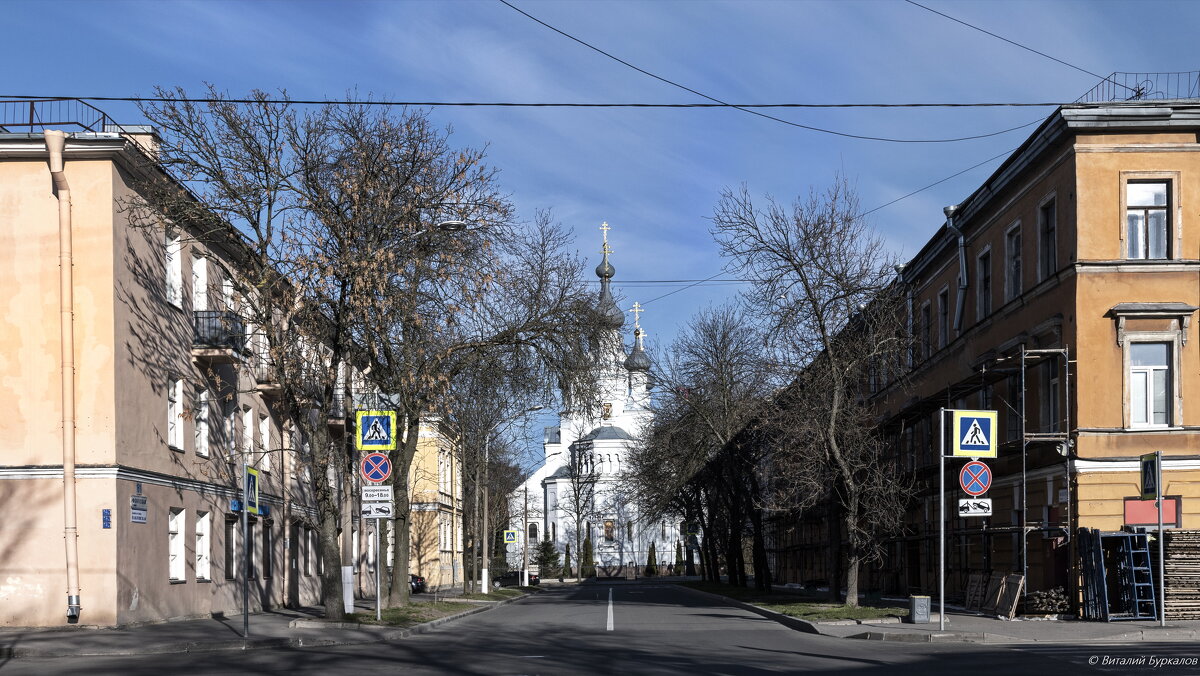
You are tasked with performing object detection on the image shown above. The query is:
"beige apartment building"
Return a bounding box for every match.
[0,101,461,627]
[772,93,1200,607]
[405,418,464,589]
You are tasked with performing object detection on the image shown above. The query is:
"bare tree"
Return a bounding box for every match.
[712,176,911,606]
[557,436,600,581]
[627,305,776,587]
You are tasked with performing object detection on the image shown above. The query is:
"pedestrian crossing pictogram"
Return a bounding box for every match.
[355,410,398,451]
[363,418,388,441]
[951,409,997,458]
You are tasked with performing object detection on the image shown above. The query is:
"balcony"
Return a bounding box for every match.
[192,311,246,363]
[327,393,347,427]
[254,359,282,397]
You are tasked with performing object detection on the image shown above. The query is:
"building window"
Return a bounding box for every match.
[224,405,236,457]
[303,526,312,577]
[167,378,184,451]
[247,520,257,580]
[1130,342,1171,427]
[528,522,539,541]
[194,387,210,457]
[1126,181,1169,259]
[191,253,208,311]
[196,511,211,581]
[1005,375,1022,442]
[259,414,271,472]
[1038,198,1057,280]
[937,288,949,348]
[919,302,932,359]
[225,518,237,580]
[242,407,254,456]
[1005,222,1022,300]
[976,249,992,320]
[169,508,185,581]
[262,521,273,579]
[1044,361,1061,433]
[165,229,182,308]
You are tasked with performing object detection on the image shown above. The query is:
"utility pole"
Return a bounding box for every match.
[522,485,530,586]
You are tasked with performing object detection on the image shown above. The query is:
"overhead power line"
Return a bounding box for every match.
[0,94,1064,109]
[903,0,1134,94]
[497,0,1045,143]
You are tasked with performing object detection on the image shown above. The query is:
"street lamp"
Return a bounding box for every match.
[435,220,468,232]
[482,404,545,593]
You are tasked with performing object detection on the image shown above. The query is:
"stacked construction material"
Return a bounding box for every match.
[1163,530,1200,620]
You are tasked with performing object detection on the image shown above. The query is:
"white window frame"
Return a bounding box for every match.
[975,246,992,321]
[1121,171,1181,261]
[196,511,211,581]
[259,414,271,472]
[167,378,184,451]
[1125,337,1179,429]
[1005,220,1022,301]
[165,229,183,308]
[169,507,186,581]
[194,387,210,457]
[242,406,254,457]
[191,253,208,311]
[225,518,237,580]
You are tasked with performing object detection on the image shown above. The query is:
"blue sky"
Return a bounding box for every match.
[6,0,1199,442]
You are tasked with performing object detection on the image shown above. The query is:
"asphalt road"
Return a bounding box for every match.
[5,582,1200,675]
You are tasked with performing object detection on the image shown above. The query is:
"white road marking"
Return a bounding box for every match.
[607,587,614,631]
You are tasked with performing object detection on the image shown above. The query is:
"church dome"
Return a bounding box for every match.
[625,330,651,371]
[597,280,625,329]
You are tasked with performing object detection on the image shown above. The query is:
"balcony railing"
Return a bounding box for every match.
[192,311,246,352]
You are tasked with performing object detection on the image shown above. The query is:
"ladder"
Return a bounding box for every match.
[1112,532,1157,621]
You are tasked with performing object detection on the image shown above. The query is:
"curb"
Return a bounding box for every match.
[673,585,821,635]
[0,593,531,660]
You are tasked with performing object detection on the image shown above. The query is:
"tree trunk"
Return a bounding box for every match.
[312,435,345,620]
[843,494,861,607]
[385,416,421,607]
[826,502,842,603]
[748,504,772,592]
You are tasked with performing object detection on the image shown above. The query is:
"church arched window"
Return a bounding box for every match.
[529,522,538,541]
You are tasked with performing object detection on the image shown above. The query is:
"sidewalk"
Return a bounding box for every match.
[0,590,518,660]
[810,610,1200,644]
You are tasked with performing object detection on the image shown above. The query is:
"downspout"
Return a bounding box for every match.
[944,204,968,334]
[46,129,81,622]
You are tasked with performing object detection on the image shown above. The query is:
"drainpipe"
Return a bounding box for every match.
[46,129,81,622]
[944,204,967,334]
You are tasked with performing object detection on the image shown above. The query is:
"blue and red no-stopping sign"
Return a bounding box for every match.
[959,460,992,497]
[360,452,392,484]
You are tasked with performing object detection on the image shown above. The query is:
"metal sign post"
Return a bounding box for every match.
[1156,450,1165,628]
[376,523,382,622]
[241,464,256,638]
[938,408,945,631]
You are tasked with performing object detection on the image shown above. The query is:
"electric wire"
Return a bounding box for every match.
[497,0,1046,143]
[0,95,1068,109]
[903,0,1134,94]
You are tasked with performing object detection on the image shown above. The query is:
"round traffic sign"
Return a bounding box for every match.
[360,452,392,483]
[959,460,992,497]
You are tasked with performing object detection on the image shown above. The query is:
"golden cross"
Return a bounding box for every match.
[630,301,643,330]
[600,221,612,255]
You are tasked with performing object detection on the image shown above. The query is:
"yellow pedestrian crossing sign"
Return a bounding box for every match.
[503,530,518,544]
[952,410,997,458]
[356,410,397,451]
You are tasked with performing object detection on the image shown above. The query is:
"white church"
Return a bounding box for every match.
[507,224,681,578]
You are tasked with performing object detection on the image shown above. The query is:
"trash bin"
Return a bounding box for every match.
[908,595,931,624]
